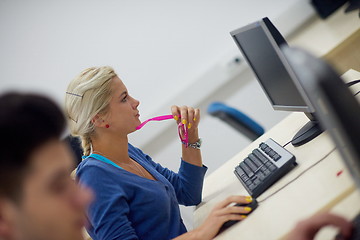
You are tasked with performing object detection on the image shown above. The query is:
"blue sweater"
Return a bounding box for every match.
[76,143,207,240]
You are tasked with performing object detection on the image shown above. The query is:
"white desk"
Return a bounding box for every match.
[288,4,360,59]
[194,70,360,240]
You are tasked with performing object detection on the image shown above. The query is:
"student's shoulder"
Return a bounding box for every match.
[76,158,128,190]
[128,143,143,156]
[76,159,130,195]
[76,157,115,177]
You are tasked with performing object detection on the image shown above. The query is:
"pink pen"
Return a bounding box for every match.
[136,114,189,147]
[136,114,179,130]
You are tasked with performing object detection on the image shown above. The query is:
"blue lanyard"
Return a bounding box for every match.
[85,153,123,170]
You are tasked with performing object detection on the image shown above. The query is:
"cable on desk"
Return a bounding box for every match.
[282,126,315,148]
[346,79,360,87]
[282,81,360,148]
[257,147,336,204]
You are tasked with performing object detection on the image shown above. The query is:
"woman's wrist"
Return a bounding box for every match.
[187,128,199,143]
[172,228,203,240]
[184,228,203,240]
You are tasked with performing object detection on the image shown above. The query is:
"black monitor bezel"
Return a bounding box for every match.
[230,18,314,113]
[282,46,360,186]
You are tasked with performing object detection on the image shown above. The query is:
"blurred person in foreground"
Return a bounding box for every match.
[0,92,93,240]
[287,212,353,240]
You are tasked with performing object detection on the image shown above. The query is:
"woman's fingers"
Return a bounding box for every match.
[195,195,253,240]
[194,108,200,126]
[219,213,248,223]
[171,105,180,122]
[209,195,254,223]
[171,105,200,128]
[229,213,248,221]
[219,205,253,215]
[179,106,188,126]
[214,195,253,209]
[187,107,195,129]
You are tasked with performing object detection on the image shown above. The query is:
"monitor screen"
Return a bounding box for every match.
[282,46,360,187]
[230,17,322,147]
[230,18,310,112]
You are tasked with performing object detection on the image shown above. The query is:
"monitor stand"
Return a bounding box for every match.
[291,113,323,147]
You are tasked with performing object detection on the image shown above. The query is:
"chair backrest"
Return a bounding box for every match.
[64,135,83,165]
[207,102,264,141]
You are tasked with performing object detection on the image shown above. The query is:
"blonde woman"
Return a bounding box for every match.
[65,66,253,240]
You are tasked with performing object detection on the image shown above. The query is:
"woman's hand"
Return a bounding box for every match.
[171,105,202,166]
[286,212,353,240]
[171,105,200,142]
[193,195,253,239]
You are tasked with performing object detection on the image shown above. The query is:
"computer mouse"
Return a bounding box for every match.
[218,199,258,234]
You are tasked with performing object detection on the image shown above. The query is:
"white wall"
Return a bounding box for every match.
[0,0,311,109]
[0,0,315,231]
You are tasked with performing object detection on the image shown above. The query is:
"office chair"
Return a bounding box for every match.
[64,135,83,165]
[207,102,264,141]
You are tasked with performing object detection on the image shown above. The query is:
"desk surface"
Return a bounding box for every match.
[194,70,360,240]
[288,4,360,58]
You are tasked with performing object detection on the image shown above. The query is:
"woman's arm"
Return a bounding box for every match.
[129,144,207,206]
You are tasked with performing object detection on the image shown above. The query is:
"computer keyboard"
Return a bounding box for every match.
[234,138,296,198]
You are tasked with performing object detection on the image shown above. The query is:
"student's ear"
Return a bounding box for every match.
[0,198,16,239]
[91,114,107,128]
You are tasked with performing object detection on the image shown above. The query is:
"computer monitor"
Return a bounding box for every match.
[282,46,360,187]
[230,17,322,146]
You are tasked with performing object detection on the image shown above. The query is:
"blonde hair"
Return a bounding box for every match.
[64,66,117,156]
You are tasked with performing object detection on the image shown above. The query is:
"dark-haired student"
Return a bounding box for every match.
[0,92,93,240]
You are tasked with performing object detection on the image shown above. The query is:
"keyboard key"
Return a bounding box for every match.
[264,147,271,154]
[235,167,248,180]
[240,162,254,178]
[256,172,266,181]
[259,142,267,150]
[235,166,245,176]
[273,154,281,161]
[263,169,271,176]
[245,158,258,172]
[245,179,253,186]
[265,161,272,168]
[253,178,261,186]
[253,149,269,164]
[250,175,258,181]
[268,150,276,157]
[249,184,256,190]
[248,154,263,168]
[241,175,249,182]
[268,164,277,172]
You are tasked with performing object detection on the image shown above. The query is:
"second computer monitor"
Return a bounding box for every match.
[230,17,308,111]
[230,17,322,147]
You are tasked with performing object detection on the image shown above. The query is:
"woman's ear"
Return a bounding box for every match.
[0,199,17,239]
[91,114,106,128]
